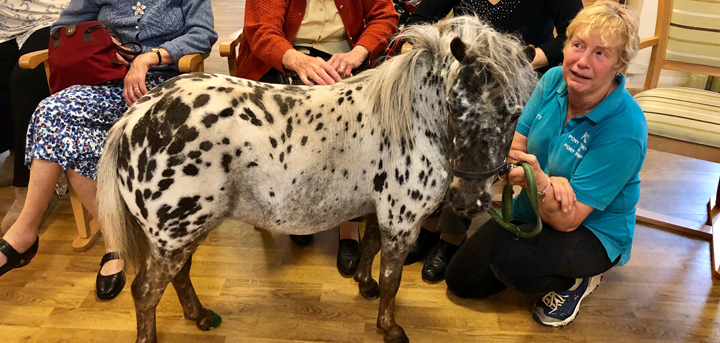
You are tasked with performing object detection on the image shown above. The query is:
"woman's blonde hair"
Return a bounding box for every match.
[565,0,640,70]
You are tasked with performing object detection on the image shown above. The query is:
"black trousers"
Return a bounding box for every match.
[445,218,618,298]
[0,27,52,187]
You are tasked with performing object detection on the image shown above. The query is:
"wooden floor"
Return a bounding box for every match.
[2,1,720,341]
[1,152,719,343]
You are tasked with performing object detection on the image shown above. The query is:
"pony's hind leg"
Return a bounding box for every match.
[171,254,221,330]
[132,243,202,343]
[376,227,414,343]
[354,214,381,299]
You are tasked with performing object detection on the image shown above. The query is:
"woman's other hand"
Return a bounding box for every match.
[123,52,154,106]
[328,46,369,78]
[282,50,342,86]
[548,176,576,213]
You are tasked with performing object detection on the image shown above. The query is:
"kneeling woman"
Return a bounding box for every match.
[445,1,646,327]
[0,0,217,301]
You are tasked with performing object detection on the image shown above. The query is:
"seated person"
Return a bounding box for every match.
[444,1,645,327]
[0,0,70,233]
[0,0,217,302]
[236,0,398,277]
[404,0,585,283]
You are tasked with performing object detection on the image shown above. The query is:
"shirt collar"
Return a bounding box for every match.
[555,72,627,124]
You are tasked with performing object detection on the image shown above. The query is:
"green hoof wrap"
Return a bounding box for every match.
[210,313,222,328]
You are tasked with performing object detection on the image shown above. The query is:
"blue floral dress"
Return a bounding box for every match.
[25,75,167,179]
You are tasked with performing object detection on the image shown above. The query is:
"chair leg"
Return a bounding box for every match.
[707,176,720,226]
[637,177,720,279]
[710,178,720,278]
[68,184,101,252]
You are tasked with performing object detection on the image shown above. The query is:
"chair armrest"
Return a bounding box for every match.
[19,49,49,70]
[220,29,244,57]
[220,29,243,76]
[638,37,659,51]
[178,53,209,73]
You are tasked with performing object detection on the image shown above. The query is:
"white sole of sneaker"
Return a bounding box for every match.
[533,274,603,327]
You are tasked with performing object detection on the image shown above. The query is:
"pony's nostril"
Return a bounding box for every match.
[465,207,482,217]
[448,191,456,203]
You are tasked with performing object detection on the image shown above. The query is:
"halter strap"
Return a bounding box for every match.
[451,162,509,180]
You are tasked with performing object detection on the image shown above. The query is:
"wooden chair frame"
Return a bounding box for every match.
[18,50,208,251]
[219,29,243,76]
[634,0,720,277]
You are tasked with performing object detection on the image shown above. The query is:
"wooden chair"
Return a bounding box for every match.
[633,0,720,277]
[219,29,243,76]
[18,50,208,251]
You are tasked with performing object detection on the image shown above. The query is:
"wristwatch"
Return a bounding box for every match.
[151,48,162,65]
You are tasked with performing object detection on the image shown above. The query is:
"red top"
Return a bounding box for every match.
[236,0,399,80]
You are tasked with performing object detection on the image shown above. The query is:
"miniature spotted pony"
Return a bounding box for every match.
[97,16,537,343]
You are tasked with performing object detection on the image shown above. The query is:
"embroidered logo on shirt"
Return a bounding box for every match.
[536,113,542,120]
[564,134,588,159]
[581,132,590,144]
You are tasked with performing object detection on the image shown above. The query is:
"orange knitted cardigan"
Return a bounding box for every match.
[236,0,398,80]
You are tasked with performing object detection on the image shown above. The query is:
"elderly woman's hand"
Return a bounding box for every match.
[123,52,155,106]
[328,46,369,78]
[282,50,342,86]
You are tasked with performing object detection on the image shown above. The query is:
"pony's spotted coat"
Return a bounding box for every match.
[97,16,536,343]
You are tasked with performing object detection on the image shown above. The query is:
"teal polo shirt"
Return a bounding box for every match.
[513,67,647,266]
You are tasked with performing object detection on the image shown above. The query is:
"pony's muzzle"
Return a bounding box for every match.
[447,186,492,218]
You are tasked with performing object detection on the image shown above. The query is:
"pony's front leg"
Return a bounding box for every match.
[354,214,381,299]
[376,225,416,343]
[132,247,196,343]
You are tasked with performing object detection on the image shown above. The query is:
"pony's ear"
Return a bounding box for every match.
[450,37,467,62]
[524,45,536,63]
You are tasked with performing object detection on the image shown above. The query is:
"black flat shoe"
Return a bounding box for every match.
[96,252,125,301]
[421,239,463,283]
[0,237,39,277]
[337,238,361,277]
[404,227,440,265]
[290,234,313,246]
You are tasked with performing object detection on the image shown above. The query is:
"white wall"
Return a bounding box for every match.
[625,0,689,89]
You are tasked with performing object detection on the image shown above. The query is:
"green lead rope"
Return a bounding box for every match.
[487,162,543,238]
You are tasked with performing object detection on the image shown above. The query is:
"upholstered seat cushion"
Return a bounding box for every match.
[634,87,720,148]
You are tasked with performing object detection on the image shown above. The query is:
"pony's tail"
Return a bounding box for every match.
[97,120,148,272]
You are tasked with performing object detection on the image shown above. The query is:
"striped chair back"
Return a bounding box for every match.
[665,0,720,68]
[643,0,720,90]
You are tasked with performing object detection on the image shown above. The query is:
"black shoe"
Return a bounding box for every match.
[404,227,440,265]
[0,237,39,277]
[421,239,462,283]
[337,238,361,277]
[290,234,313,246]
[96,252,126,301]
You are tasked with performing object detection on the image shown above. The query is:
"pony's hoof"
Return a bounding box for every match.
[383,325,409,343]
[196,309,222,330]
[358,279,380,299]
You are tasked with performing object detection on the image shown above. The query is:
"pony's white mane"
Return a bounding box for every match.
[355,16,537,141]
